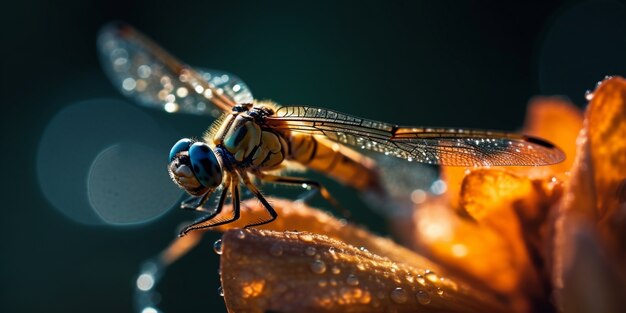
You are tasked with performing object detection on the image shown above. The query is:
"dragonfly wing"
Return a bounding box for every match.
[266,106,565,167]
[97,22,253,117]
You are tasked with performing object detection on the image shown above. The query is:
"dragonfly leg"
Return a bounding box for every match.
[179,176,241,236]
[180,192,212,212]
[239,172,277,228]
[256,172,350,219]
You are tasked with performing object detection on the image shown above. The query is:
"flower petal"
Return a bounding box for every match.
[519,97,583,177]
[551,216,626,313]
[550,76,626,312]
[401,168,565,311]
[212,198,442,273]
[586,77,626,239]
[220,229,511,313]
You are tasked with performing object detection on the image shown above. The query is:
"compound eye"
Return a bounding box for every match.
[169,138,193,161]
[189,142,223,189]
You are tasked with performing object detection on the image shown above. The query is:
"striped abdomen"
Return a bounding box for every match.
[286,133,381,191]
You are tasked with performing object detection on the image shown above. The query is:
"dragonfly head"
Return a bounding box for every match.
[168,138,223,196]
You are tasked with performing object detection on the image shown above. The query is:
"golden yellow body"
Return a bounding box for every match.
[287,134,379,191]
[208,103,381,191]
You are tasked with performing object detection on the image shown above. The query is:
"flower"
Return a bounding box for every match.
[160,76,626,313]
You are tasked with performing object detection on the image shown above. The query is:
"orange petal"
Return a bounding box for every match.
[461,169,536,220]
[413,200,522,292]
[553,76,626,272]
[159,229,204,265]
[441,166,469,209]
[210,198,441,272]
[406,169,563,308]
[549,76,626,312]
[460,168,561,224]
[400,201,528,312]
[551,215,626,313]
[586,76,626,219]
[220,229,511,313]
[519,97,583,177]
[460,169,558,300]
[554,120,596,219]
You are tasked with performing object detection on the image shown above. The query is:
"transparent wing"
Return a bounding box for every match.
[266,106,565,167]
[97,22,253,117]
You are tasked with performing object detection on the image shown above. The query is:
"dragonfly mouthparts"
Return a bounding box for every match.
[168,155,204,196]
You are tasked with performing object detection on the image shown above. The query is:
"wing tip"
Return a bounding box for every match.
[523,135,567,164]
[99,21,133,37]
[523,135,555,149]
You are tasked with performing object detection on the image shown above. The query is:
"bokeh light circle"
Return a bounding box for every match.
[88,142,180,225]
[37,99,182,225]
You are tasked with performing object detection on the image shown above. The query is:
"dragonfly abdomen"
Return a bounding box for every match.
[288,133,381,191]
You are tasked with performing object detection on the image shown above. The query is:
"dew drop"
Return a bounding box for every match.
[218,286,224,297]
[356,263,366,271]
[305,246,317,256]
[235,229,246,239]
[346,274,359,286]
[299,233,314,242]
[269,243,283,256]
[213,239,223,255]
[416,275,426,285]
[437,288,444,296]
[585,90,594,101]
[390,287,408,304]
[318,279,328,287]
[416,290,431,305]
[405,274,414,283]
[424,270,438,283]
[310,260,327,274]
[439,277,459,291]
[331,266,341,275]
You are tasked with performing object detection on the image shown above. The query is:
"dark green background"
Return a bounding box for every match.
[2,0,625,312]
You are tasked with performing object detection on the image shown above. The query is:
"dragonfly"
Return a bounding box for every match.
[98,23,565,237]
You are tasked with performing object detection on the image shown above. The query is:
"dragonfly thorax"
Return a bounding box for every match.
[212,104,287,170]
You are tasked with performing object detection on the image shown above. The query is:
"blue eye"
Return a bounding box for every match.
[188,142,223,188]
[169,138,193,162]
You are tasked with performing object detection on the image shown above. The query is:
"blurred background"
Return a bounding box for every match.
[2,0,625,312]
